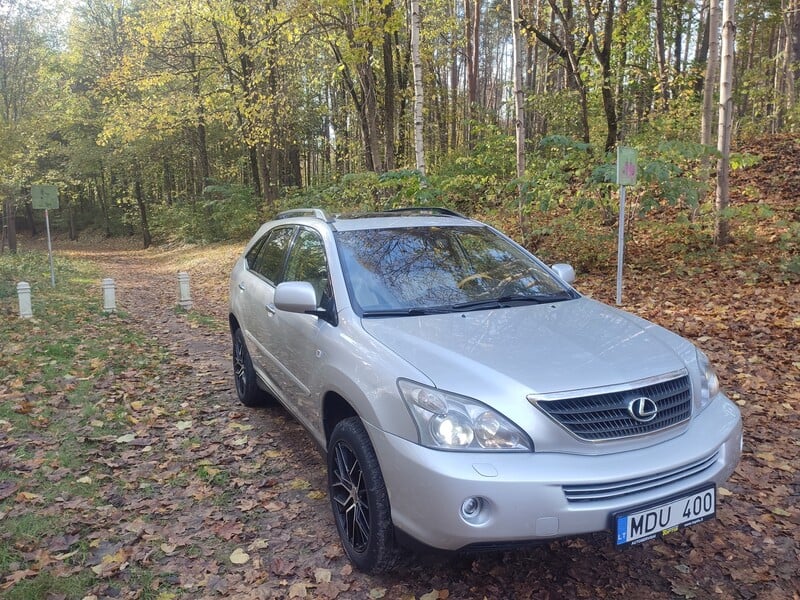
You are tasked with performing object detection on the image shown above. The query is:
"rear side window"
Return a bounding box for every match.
[246,227,295,284]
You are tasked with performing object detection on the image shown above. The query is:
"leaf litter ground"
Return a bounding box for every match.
[2,150,799,598]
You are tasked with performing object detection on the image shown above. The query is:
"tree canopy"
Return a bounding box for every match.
[1,0,798,246]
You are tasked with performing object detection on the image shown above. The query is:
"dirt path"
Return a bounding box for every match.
[48,238,798,600]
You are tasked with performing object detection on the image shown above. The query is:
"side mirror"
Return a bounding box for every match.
[274,281,318,313]
[551,263,576,285]
[274,281,336,325]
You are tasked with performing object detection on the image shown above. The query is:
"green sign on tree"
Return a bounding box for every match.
[31,185,59,210]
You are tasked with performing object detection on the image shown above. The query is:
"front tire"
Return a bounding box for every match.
[232,328,267,407]
[327,417,400,573]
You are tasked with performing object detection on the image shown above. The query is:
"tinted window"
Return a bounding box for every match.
[248,227,295,284]
[284,228,330,306]
[336,226,570,311]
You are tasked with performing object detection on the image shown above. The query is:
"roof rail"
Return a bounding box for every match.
[275,208,331,222]
[384,207,465,218]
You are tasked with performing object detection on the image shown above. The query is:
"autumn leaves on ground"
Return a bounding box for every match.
[1,141,799,599]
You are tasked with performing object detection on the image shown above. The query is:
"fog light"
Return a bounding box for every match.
[460,496,488,525]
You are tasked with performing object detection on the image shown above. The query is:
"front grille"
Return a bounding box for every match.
[532,374,692,441]
[563,451,719,502]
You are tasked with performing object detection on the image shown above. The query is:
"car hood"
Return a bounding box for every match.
[360,298,691,396]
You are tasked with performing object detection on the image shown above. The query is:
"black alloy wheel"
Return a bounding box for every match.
[328,417,400,574]
[232,328,267,407]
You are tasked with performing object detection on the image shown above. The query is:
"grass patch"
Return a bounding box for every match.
[0,250,174,599]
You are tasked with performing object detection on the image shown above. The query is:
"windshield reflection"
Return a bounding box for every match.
[335,226,573,315]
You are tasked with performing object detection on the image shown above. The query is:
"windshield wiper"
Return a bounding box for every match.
[452,293,573,312]
[362,306,453,317]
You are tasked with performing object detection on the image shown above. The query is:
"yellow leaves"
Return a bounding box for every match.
[160,542,177,555]
[91,548,130,577]
[229,435,249,447]
[175,420,192,431]
[15,491,42,503]
[420,590,450,600]
[289,582,309,598]
[229,548,250,564]
[114,433,137,443]
[289,478,311,490]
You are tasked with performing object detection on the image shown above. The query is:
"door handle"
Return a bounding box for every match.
[238,282,246,291]
[265,303,276,316]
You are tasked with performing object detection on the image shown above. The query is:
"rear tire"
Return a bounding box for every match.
[232,328,268,407]
[328,417,400,574]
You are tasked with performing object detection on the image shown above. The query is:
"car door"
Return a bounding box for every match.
[235,225,295,397]
[269,227,335,429]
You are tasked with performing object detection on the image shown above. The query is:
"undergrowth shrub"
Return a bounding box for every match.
[150,184,261,243]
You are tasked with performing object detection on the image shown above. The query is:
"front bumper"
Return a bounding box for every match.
[367,394,742,551]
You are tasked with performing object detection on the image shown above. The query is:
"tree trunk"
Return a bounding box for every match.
[24,202,37,236]
[673,0,686,73]
[411,0,426,175]
[654,0,669,108]
[449,0,459,151]
[701,0,720,147]
[465,0,481,146]
[511,0,527,238]
[616,0,629,140]
[383,2,397,171]
[3,199,16,253]
[134,178,152,249]
[782,0,798,116]
[585,0,617,152]
[715,0,735,246]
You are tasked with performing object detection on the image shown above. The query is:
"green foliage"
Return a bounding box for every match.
[150,184,262,244]
[434,126,516,213]
[526,135,595,212]
[281,169,445,215]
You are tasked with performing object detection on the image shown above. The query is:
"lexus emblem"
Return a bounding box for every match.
[628,397,658,422]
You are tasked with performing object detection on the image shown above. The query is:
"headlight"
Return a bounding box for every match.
[697,349,721,410]
[398,380,533,451]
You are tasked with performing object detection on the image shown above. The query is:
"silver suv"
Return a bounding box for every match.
[228,208,742,573]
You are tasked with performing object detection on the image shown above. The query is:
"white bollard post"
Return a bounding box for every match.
[102,278,116,313]
[177,272,193,310]
[17,282,32,319]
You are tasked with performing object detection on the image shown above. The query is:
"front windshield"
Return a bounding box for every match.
[335,225,575,315]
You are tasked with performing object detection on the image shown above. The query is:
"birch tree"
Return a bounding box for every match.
[716,0,735,245]
[410,0,425,174]
[511,0,526,236]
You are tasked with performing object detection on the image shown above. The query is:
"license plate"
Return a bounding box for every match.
[615,485,716,546]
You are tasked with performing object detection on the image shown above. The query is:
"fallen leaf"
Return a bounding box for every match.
[114,433,136,443]
[229,548,250,564]
[160,543,177,555]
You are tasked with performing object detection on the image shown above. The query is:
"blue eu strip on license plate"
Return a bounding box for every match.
[615,485,716,546]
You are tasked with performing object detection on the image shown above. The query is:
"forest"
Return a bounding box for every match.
[1,2,799,598]
[0,0,798,251]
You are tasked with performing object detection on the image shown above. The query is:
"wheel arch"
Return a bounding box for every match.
[229,313,240,336]
[322,392,359,449]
